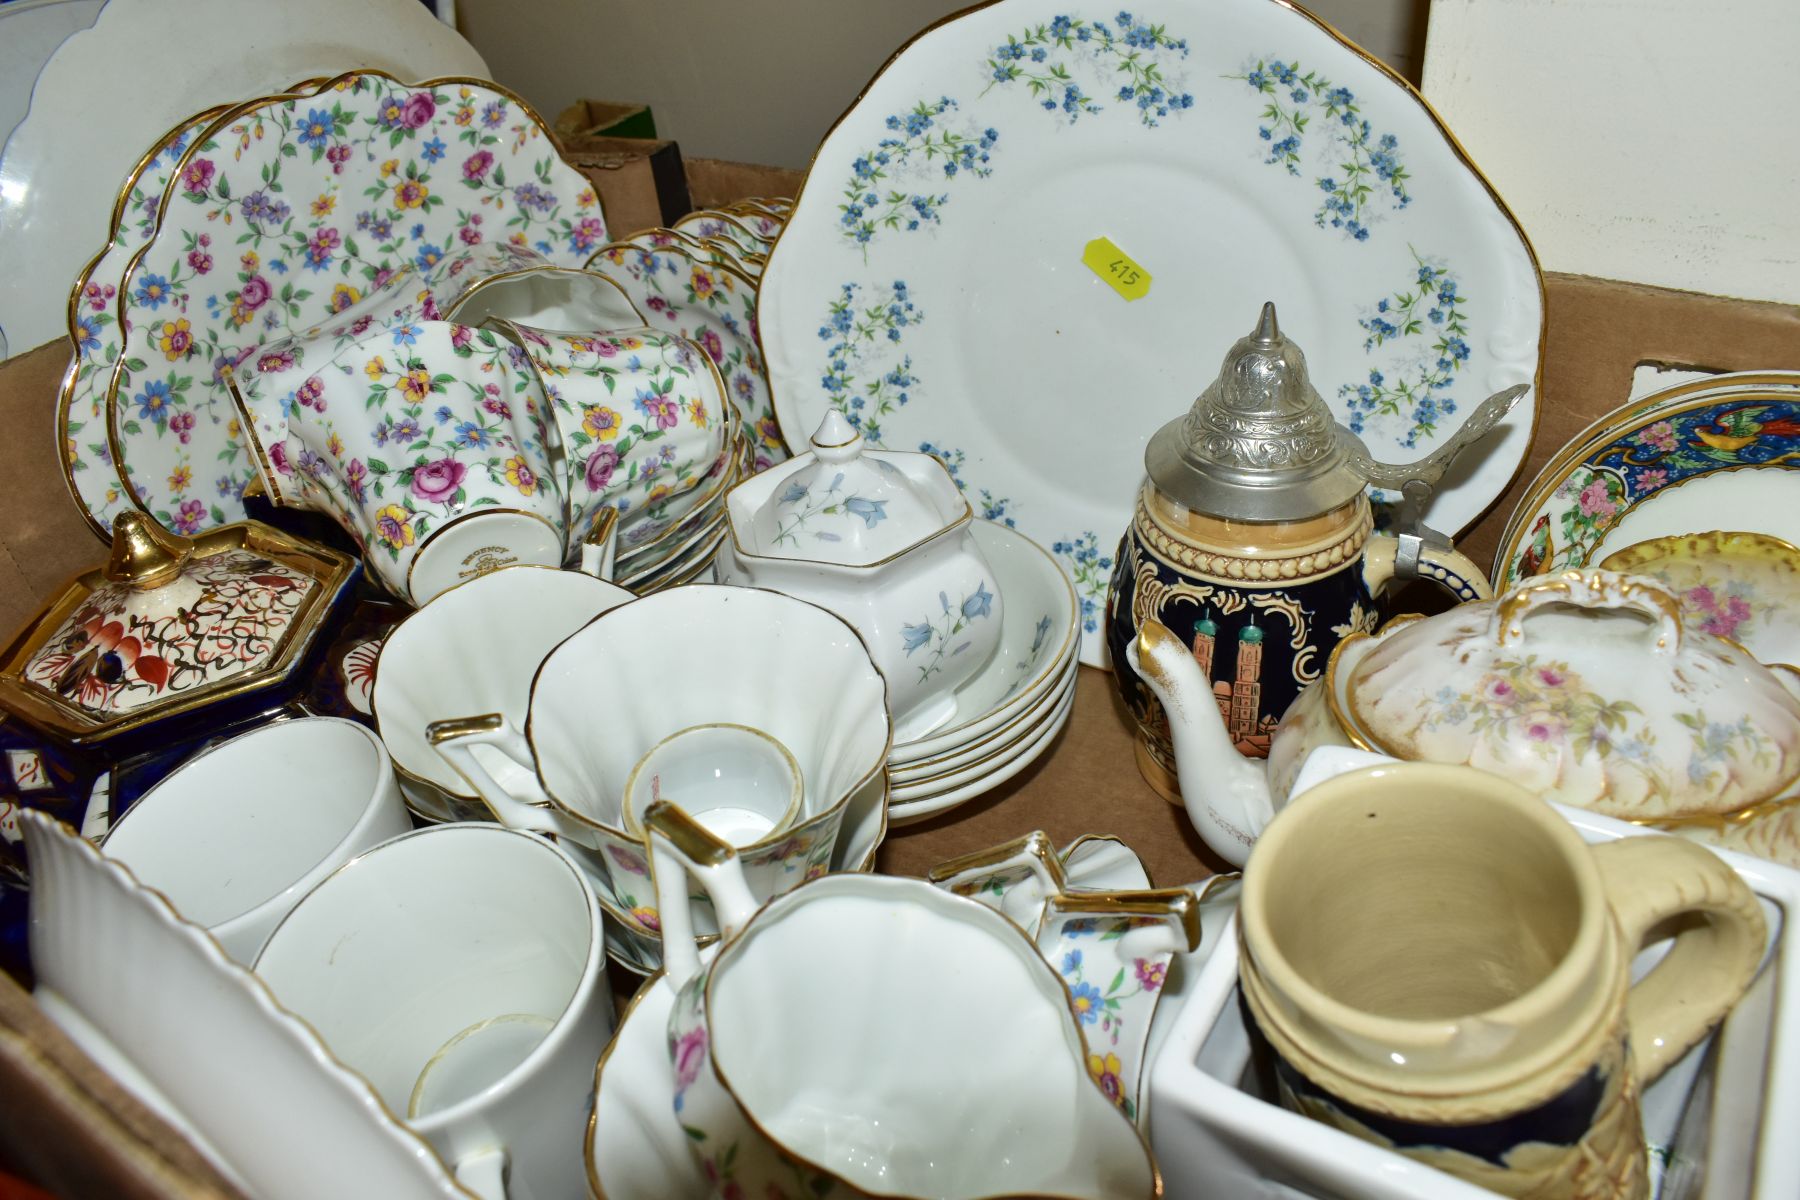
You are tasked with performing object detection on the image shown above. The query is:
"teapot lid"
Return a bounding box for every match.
[733,411,967,567]
[0,513,357,745]
[1339,570,1800,820]
[1144,302,1368,522]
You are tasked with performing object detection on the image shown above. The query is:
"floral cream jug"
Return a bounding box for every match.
[716,410,1002,740]
[1105,302,1516,805]
[1130,568,1800,868]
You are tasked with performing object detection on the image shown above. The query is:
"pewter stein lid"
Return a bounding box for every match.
[1144,301,1367,522]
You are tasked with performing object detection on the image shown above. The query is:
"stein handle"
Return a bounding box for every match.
[645,801,760,990]
[1591,835,1768,1083]
[1362,535,1492,604]
[426,714,562,836]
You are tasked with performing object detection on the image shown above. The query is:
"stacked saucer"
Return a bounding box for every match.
[884,521,1081,825]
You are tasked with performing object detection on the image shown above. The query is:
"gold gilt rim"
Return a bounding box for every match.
[924,828,1066,888]
[696,872,1163,1199]
[105,68,602,532]
[1596,527,1800,574]
[893,649,1078,777]
[752,0,1547,538]
[1041,886,1204,953]
[1490,372,1800,582]
[889,673,1076,805]
[59,101,236,540]
[0,521,356,744]
[403,506,564,605]
[1058,833,1163,890]
[22,814,480,1199]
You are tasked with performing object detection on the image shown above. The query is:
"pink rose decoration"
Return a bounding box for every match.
[295,376,325,411]
[410,457,466,503]
[256,349,295,374]
[698,329,723,364]
[268,441,292,476]
[462,150,494,181]
[187,249,213,274]
[401,92,436,128]
[239,276,272,310]
[584,444,619,492]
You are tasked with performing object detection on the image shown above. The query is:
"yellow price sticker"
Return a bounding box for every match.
[1081,236,1152,302]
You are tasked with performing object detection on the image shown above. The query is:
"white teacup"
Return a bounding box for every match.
[100,718,408,964]
[254,825,610,1200]
[647,803,1159,1198]
[621,723,802,847]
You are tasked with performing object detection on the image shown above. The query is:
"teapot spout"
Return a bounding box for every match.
[1126,620,1275,868]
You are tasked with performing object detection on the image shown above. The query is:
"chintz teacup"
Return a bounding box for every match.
[646,804,1159,1199]
[254,824,611,1200]
[231,320,569,604]
[484,318,732,559]
[100,717,409,963]
[1238,763,1767,1199]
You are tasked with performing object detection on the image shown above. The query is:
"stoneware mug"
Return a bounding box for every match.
[99,717,409,964]
[1237,762,1767,1199]
[253,824,612,1200]
[644,803,1159,1200]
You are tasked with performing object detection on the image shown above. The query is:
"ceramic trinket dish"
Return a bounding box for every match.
[717,410,1003,740]
[0,512,356,756]
[1131,568,1800,867]
[1106,303,1510,803]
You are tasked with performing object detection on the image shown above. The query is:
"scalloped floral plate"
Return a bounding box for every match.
[1493,373,1800,591]
[106,70,604,535]
[759,0,1543,665]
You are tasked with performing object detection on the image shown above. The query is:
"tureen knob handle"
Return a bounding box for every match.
[1489,570,1685,654]
[809,409,863,465]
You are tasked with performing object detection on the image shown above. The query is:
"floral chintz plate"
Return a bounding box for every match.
[1493,373,1800,590]
[758,0,1543,665]
[58,104,236,537]
[106,71,605,535]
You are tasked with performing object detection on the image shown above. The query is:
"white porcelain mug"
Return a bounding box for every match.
[100,717,409,964]
[253,825,612,1200]
[646,803,1159,1199]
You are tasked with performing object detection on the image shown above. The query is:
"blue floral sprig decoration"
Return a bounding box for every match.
[901,585,997,684]
[1052,531,1113,633]
[1338,249,1469,449]
[918,442,1019,528]
[1231,58,1410,240]
[985,12,1194,129]
[817,281,921,445]
[837,97,998,251]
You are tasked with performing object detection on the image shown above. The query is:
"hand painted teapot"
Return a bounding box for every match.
[1129,568,1800,867]
[1104,302,1518,804]
[715,410,1002,741]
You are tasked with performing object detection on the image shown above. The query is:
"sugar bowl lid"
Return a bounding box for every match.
[1339,570,1800,820]
[0,513,357,745]
[731,411,969,566]
[1144,301,1368,522]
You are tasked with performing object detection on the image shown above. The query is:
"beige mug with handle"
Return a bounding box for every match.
[1237,761,1767,1200]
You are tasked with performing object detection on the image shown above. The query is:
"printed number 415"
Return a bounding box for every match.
[1108,259,1141,286]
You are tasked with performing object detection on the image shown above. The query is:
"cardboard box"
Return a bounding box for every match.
[553,99,658,143]
[2,150,1798,1194]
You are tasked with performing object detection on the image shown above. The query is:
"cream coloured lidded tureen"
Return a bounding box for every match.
[1132,569,1800,866]
[716,411,1002,740]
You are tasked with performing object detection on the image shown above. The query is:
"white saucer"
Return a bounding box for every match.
[888,670,1076,825]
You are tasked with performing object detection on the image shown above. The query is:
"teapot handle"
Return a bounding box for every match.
[426,714,562,835]
[645,802,760,990]
[1362,535,1492,604]
[1486,570,1685,654]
